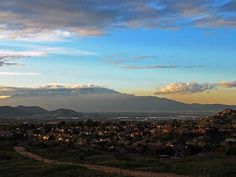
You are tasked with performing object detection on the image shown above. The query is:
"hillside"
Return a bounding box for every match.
[0,106,79,118]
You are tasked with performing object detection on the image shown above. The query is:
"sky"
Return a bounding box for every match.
[0,0,236,104]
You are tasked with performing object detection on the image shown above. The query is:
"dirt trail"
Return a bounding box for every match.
[14,146,188,177]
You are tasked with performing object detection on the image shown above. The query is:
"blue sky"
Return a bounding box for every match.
[0,0,236,104]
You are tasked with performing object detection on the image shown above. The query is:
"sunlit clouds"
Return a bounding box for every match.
[0,84,118,98]
[217,81,236,88]
[0,0,236,41]
[0,0,235,104]
[155,82,216,95]
[155,81,236,95]
[0,47,96,67]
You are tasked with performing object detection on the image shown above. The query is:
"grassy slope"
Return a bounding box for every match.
[28,145,236,177]
[0,140,125,177]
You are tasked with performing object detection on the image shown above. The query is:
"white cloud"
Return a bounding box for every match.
[155,80,236,95]
[0,49,46,67]
[124,65,178,70]
[0,48,95,67]
[155,82,217,95]
[0,50,46,58]
[0,72,40,76]
[0,84,118,97]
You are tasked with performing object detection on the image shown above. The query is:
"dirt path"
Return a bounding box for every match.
[14,146,188,177]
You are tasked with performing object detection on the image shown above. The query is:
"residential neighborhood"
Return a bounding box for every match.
[1,109,235,157]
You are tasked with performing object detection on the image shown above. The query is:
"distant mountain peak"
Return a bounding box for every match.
[13,86,120,97]
[1,92,236,112]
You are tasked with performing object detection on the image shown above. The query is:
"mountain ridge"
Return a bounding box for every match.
[0,106,79,118]
[1,89,236,112]
[0,105,236,119]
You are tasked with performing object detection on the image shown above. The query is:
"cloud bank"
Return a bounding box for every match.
[155,81,236,95]
[0,84,119,97]
[124,65,178,70]
[217,81,236,88]
[1,80,236,98]
[0,48,95,67]
[0,0,235,40]
[123,65,204,70]
[0,72,40,76]
[0,49,46,67]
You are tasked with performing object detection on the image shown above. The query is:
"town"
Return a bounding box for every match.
[1,109,235,157]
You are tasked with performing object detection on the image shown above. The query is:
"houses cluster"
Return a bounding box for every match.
[1,109,235,157]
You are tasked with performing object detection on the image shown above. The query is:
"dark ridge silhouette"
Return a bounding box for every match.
[0,106,80,118]
[15,105,49,115]
[50,108,80,117]
[1,93,236,112]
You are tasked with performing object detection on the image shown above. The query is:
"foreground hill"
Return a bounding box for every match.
[216,109,236,118]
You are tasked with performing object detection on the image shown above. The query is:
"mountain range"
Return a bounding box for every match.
[0,106,80,118]
[1,86,236,112]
